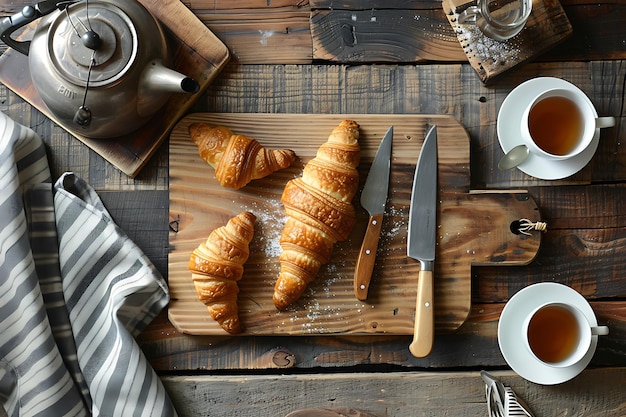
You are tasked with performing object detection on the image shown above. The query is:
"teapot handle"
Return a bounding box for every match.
[0,0,70,55]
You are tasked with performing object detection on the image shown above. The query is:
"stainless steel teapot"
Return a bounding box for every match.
[0,0,200,138]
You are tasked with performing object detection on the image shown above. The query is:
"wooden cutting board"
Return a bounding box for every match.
[168,113,542,336]
[0,0,229,177]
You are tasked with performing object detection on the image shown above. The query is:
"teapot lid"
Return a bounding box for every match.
[47,1,137,87]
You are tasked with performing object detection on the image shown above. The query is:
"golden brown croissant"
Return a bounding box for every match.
[188,122,297,190]
[188,211,256,334]
[273,120,361,310]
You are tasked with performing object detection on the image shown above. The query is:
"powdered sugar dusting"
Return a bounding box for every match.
[457,23,523,70]
[384,204,406,239]
[241,199,285,259]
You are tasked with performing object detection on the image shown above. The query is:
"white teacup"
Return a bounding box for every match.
[521,88,615,160]
[499,84,615,170]
[523,302,609,368]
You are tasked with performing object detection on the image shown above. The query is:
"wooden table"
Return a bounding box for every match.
[1,1,625,415]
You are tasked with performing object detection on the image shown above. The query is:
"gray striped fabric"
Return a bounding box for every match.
[0,110,177,417]
[54,173,176,417]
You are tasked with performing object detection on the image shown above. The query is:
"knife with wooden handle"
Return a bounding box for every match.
[407,125,438,358]
[353,126,393,301]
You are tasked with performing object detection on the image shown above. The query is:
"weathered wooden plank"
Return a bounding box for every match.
[532,185,626,230]
[3,2,626,65]
[98,190,170,275]
[475,228,626,302]
[310,8,465,63]
[183,1,626,65]
[161,368,626,417]
[310,0,443,8]
[189,4,313,64]
[545,3,626,62]
[139,297,625,371]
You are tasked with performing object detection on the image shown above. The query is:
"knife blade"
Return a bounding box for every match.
[407,125,438,357]
[353,126,393,301]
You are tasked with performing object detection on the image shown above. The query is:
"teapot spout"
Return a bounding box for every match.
[138,59,200,117]
[141,59,200,93]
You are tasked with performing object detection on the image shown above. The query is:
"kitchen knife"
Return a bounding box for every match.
[407,125,438,358]
[354,126,393,301]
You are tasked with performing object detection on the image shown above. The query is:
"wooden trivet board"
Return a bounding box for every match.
[442,0,573,82]
[168,113,542,336]
[0,0,229,177]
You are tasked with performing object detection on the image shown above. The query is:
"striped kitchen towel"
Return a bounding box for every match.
[0,110,177,417]
[54,172,176,417]
[0,111,88,417]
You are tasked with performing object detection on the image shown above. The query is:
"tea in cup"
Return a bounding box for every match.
[458,0,532,41]
[522,88,615,161]
[498,282,610,384]
[523,302,609,368]
[499,85,615,170]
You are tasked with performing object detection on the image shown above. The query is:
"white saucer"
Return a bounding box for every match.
[497,77,600,180]
[498,282,599,385]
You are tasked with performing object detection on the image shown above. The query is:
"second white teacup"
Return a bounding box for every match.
[520,87,615,161]
[523,302,609,368]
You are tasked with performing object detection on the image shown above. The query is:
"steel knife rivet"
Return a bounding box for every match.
[365,249,371,255]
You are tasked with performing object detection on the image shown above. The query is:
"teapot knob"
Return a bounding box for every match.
[81,30,102,51]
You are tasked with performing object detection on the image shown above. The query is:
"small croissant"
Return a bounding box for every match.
[274,120,361,310]
[188,211,256,334]
[188,123,297,190]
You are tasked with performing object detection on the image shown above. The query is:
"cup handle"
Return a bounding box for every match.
[458,5,479,24]
[596,117,615,129]
[592,325,609,336]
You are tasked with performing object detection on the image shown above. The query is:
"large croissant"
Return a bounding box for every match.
[273,120,361,310]
[188,211,256,334]
[188,122,297,190]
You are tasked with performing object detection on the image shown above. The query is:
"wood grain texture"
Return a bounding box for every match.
[168,112,540,336]
[161,368,626,417]
[98,190,170,275]
[190,3,313,64]
[310,8,465,63]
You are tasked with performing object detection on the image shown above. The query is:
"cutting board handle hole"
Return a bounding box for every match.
[510,220,523,235]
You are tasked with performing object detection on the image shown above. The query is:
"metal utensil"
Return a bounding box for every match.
[498,144,530,170]
[354,126,393,301]
[407,125,438,358]
[481,371,534,417]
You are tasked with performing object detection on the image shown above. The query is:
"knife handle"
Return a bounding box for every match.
[354,213,384,301]
[409,268,434,358]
